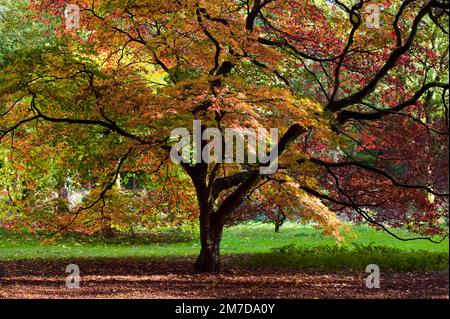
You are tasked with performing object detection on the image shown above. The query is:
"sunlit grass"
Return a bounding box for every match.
[0,222,447,263]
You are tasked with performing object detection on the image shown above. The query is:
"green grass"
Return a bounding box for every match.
[232,244,449,272]
[0,223,448,272]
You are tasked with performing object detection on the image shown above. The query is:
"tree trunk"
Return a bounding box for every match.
[274,223,281,233]
[185,124,307,272]
[273,210,286,233]
[194,211,224,272]
[194,233,222,272]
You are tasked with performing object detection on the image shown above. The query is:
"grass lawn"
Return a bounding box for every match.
[0,222,448,272]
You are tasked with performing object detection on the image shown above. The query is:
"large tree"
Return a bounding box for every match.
[1,0,448,271]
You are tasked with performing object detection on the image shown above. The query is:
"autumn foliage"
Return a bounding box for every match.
[0,0,448,271]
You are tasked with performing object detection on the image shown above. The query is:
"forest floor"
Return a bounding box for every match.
[0,258,448,299]
[1,224,448,298]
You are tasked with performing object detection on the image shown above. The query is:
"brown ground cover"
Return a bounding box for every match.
[0,258,448,299]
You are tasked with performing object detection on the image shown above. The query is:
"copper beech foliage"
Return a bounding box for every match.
[0,0,449,269]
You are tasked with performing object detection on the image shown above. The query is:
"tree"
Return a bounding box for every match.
[1,0,448,272]
[229,182,299,233]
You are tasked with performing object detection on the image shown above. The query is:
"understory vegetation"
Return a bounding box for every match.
[1,223,448,272]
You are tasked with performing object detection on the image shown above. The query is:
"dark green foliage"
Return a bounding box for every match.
[235,244,449,272]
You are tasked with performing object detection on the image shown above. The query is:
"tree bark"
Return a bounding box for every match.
[194,213,223,272]
[185,163,224,272]
[274,223,281,233]
[274,210,286,233]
